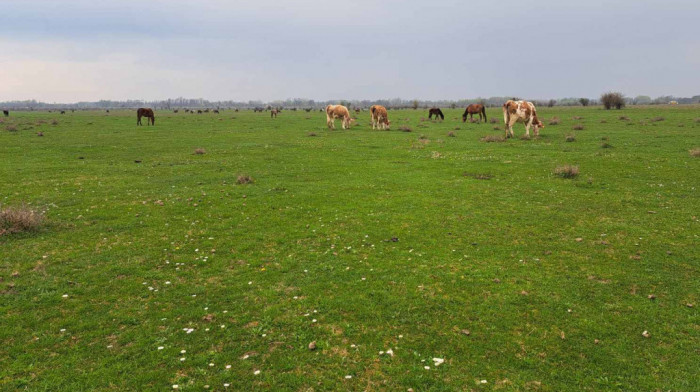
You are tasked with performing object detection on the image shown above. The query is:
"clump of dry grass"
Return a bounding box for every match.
[481,135,505,143]
[194,148,206,155]
[572,116,584,120]
[489,118,498,124]
[463,172,492,180]
[601,142,613,149]
[6,125,17,132]
[418,134,428,140]
[37,132,44,137]
[307,132,317,137]
[689,148,700,157]
[51,120,59,125]
[431,151,443,159]
[572,124,584,130]
[492,125,501,131]
[447,131,456,137]
[520,134,531,140]
[0,204,45,235]
[554,165,579,178]
[565,134,576,142]
[619,116,630,121]
[694,118,700,123]
[399,126,412,132]
[651,116,665,122]
[549,117,561,125]
[236,175,254,185]
[600,119,608,124]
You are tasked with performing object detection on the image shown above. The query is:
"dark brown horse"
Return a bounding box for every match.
[428,108,444,120]
[137,108,155,125]
[3,110,9,117]
[462,104,487,123]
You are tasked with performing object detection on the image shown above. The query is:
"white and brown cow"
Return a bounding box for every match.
[325,105,352,129]
[502,100,544,138]
[370,105,390,130]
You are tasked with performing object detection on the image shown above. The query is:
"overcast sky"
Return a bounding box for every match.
[1,0,698,102]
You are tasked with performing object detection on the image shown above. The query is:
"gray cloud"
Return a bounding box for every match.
[1,0,698,102]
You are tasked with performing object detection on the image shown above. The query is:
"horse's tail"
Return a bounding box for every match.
[481,106,487,122]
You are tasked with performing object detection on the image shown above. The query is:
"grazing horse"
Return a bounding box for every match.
[137,108,155,125]
[370,105,390,130]
[428,108,444,120]
[60,110,65,114]
[502,100,543,138]
[462,104,487,123]
[3,110,8,117]
[253,107,264,112]
[325,105,352,129]
[213,109,219,114]
[270,109,279,118]
[173,109,179,113]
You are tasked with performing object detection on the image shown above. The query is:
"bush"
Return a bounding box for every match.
[554,165,579,178]
[579,98,590,106]
[601,92,625,110]
[0,204,45,235]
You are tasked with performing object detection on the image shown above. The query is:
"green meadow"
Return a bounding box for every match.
[1,106,698,391]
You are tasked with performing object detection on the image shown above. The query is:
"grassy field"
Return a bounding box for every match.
[1,105,698,391]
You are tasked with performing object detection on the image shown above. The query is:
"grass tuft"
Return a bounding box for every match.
[481,135,505,143]
[237,175,254,185]
[549,117,561,125]
[194,148,206,155]
[554,165,579,178]
[447,131,456,137]
[690,148,700,157]
[399,126,412,132]
[565,134,576,142]
[601,142,613,149]
[0,204,45,235]
[572,124,584,130]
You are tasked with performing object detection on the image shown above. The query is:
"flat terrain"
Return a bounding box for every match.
[1,106,698,391]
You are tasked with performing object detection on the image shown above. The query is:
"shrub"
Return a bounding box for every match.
[601,92,625,110]
[194,148,206,155]
[554,165,579,178]
[690,148,700,157]
[237,175,254,184]
[579,98,590,106]
[565,134,576,142]
[481,135,505,143]
[447,131,456,137]
[549,117,561,125]
[399,126,412,132]
[0,204,45,235]
[572,124,584,130]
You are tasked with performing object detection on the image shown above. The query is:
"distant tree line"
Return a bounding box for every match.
[2,94,699,110]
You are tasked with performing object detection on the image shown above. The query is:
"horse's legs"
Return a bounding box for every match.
[137,115,141,126]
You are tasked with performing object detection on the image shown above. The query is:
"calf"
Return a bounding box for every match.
[370,105,390,130]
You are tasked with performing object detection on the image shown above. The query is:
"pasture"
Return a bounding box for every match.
[1,106,699,391]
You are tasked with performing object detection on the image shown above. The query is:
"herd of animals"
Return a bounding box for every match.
[2,99,545,138]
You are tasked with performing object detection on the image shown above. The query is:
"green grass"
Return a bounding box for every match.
[1,106,698,391]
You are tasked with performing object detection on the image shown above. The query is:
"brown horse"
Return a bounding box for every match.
[270,109,279,118]
[137,108,155,125]
[462,104,487,123]
[428,108,444,120]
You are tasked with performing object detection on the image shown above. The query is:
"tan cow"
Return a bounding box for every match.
[370,105,390,130]
[326,105,352,129]
[502,100,544,138]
